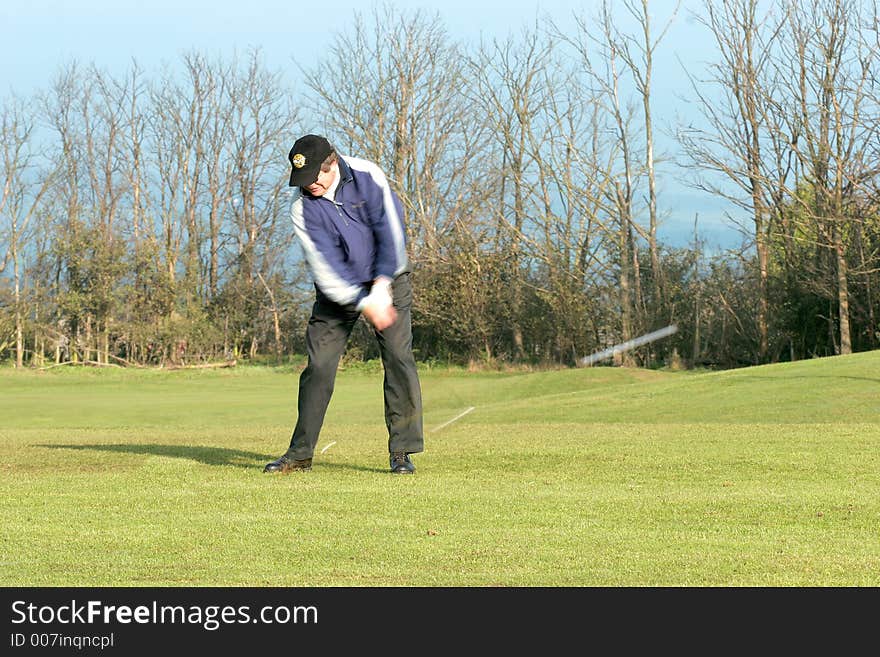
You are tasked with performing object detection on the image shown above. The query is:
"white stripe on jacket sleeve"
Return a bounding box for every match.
[289,192,364,306]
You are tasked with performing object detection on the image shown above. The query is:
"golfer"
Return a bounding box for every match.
[264,134,424,475]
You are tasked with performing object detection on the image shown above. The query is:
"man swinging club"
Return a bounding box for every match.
[264,134,424,475]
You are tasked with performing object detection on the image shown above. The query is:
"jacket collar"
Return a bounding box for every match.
[336,156,353,189]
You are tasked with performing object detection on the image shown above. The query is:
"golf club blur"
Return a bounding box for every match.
[580,325,679,366]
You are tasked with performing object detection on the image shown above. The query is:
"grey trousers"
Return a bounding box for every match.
[286,272,424,459]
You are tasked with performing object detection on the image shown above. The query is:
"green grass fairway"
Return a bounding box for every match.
[2,353,879,586]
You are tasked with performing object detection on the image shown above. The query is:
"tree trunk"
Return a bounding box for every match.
[13,250,23,368]
[102,322,111,365]
[834,224,851,355]
[755,224,770,360]
[83,313,93,364]
[619,218,634,366]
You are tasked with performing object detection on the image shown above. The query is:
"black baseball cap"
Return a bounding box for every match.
[288,134,333,187]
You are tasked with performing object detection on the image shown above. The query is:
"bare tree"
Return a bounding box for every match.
[681,0,879,360]
[553,5,649,364]
[197,56,236,302]
[222,50,296,359]
[679,0,785,362]
[82,65,136,363]
[0,95,54,367]
[469,24,557,359]
[148,69,189,325]
[780,0,878,355]
[40,63,94,364]
[149,59,211,308]
[612,0,682,331]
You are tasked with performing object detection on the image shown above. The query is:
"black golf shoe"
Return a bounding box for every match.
[263,455,312,473]
[390,452,415,474]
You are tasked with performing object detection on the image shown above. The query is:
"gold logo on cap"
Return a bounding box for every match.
[292,153,306,169]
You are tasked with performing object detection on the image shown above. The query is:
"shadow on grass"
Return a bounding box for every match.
[36,443,269,469]
[35,443,389,473]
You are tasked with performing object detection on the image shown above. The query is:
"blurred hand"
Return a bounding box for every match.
[363,302,397,331]
[361,277,396,331]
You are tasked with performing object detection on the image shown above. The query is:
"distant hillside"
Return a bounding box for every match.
[454,351,880,425]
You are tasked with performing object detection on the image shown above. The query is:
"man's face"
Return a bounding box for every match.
[304,162,338,197]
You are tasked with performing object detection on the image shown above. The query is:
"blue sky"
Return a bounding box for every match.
[0,0,742,249]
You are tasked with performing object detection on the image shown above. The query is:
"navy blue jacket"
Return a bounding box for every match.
[289,155,409,308]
